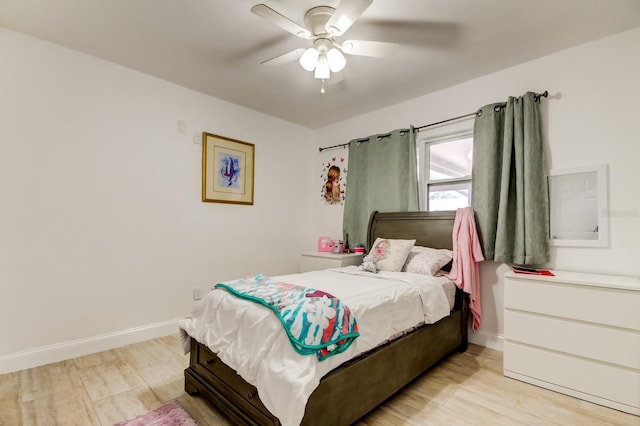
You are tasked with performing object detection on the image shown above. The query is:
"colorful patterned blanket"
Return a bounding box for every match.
[215,275,359,360]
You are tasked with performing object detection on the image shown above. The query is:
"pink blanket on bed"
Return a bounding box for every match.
[446,207,484,331]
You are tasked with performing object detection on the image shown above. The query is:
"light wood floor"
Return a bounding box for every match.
[0,336,637,425]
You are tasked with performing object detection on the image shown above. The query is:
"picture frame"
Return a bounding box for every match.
[548,163,608,247]
[202,132,255,205]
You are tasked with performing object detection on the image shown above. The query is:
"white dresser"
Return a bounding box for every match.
[503,270,640,415]
[299,252,363,273]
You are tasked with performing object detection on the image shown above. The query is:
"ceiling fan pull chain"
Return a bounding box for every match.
[321,79,326,94]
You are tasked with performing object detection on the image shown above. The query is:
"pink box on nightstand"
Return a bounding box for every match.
[317,236,334,252]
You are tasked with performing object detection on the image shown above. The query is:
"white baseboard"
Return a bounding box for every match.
[0,318,183,375]
[468,329,504,351]
[1,320,504,375]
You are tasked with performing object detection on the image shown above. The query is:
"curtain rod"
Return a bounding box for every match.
[416,90,548,132]
[319,142,350,152]
[318,130,407,152]
[318,90,548,152]
[414,111,478,132]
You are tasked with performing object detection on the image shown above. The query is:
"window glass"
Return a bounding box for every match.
[429,137,473,180]
[428,182,471,211]
[417,118,474,212]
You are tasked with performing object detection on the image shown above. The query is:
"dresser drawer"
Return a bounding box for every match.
[505,310,640,369]
[195,343,270,416]
[504,341,640,412]
[504,278,640,330]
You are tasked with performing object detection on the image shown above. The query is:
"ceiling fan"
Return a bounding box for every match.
[251,0,399,92]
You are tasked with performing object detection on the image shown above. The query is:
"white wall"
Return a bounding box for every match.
[0,28,315,372]
[313,28,640,349]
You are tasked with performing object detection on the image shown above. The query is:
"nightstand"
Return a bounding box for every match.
[299,252,364,273]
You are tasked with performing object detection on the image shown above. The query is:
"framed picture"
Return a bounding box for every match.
[548,164,608,247]
[202,132,254,205]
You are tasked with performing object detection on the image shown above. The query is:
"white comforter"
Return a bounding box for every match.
[179,266,452,426]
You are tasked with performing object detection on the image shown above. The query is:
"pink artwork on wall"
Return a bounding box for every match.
[320,157,347,205]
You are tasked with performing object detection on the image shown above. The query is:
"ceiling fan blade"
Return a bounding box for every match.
[339,40,399,58]
[325,0,373,36]
[251,4,312,39]
[261,48,306,66]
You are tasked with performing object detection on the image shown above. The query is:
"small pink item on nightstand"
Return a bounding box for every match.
[317,236,333,252]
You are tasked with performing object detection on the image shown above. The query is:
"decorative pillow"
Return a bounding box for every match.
[402,246,454,276]
[367,238,416,272]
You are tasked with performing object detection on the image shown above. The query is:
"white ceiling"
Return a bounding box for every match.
[2,0,639,129]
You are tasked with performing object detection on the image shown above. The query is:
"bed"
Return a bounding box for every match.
[181,210,469,425]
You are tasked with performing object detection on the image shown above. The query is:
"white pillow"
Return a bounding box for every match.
[368,238,416,272]
[402,246,453,276]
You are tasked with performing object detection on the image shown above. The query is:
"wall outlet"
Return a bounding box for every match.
[193,287,206,300]
[193,131,202,145]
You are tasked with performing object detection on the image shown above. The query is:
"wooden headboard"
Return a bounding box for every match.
[367,211,456,250]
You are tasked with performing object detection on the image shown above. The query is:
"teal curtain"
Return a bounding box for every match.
[343,127,419,248]
[472,92,549,265]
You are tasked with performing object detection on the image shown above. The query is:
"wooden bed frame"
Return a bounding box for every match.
[184,210,469,425]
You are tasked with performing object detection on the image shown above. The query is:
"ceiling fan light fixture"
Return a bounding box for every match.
[300,47,319,71]
[314,55,330,79]
[327,48,346,72]
[252,1,395,89]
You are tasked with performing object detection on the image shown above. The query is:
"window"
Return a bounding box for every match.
[417,120,473,211]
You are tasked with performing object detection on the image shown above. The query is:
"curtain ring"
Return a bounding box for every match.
[476,109,483,117]
[494,103,506,112]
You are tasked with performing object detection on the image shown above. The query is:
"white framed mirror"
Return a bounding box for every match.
[548,164,608,247]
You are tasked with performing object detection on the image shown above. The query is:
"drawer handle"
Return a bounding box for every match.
[247,390,258,400]
[205,359,216,365]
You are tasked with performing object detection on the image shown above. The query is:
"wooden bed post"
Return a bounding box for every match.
[459,292,470,352]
